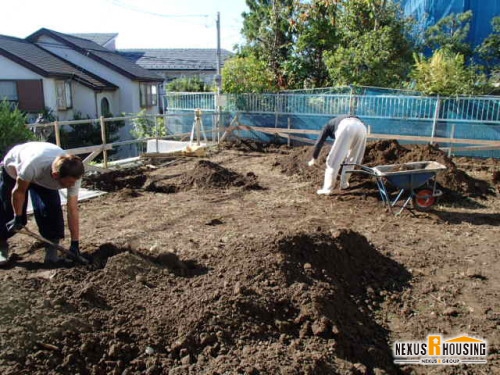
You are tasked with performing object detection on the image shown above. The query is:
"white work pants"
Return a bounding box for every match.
[321,118,367,193]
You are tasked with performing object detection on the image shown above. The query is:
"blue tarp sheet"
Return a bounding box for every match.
[397,0,500,50]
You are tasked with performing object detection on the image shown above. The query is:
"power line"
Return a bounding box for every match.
[107,0,210,19]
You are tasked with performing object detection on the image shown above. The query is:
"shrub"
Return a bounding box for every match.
[0,99,35,160]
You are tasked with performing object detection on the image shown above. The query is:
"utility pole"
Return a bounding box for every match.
[216,11,222,96]
[215,11,222,142]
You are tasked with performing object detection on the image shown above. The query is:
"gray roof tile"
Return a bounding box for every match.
[0,34,117,90]
[118,48,234,71]
[27,28,162,82]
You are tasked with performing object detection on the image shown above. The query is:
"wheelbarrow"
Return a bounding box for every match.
[343,161,447,215]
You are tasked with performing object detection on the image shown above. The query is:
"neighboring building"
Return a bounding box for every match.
[118,48,233,86]
[396,0,500,50]
[0,34,118,122]
[27,28,163,118]
[1,28,234,120]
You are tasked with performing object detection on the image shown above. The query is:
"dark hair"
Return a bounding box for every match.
[53,154,85,179]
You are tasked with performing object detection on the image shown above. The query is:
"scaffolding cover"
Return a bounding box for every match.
[397,0,500,48]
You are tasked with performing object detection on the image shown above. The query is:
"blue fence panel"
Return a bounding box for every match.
[164,90,500,158]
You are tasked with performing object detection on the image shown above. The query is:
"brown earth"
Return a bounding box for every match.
[0,140,499,375]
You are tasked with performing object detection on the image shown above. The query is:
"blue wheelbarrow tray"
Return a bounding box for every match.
[372,161,447,191]
[344,161,448,215]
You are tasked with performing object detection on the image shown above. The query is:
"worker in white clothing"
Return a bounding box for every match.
[308,115,367,195]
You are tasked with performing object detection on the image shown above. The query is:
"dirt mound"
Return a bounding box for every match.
[82,167,148,192]
[83,160,262,194]
[274,141,492,198]
[178,159,262,191]
[0,229,409,374]
[363,140,409,165]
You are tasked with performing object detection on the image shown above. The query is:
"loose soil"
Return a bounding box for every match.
[1,140,499,375]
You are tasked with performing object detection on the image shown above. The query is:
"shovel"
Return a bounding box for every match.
[19,227,89,265]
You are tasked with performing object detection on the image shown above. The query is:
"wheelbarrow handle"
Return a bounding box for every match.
[19,227,89,265]
[341,163,376,176]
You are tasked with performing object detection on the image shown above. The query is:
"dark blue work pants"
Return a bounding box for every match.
[0,167,64,241]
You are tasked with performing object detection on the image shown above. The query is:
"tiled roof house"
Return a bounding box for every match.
[0,34,118,121]
[0,28,162,121]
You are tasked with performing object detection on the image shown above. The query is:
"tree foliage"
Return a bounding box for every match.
[0,100,35,160]
[476,16,500,70]
[286,0,339,88]
[130,109,166,139]
[410,49,486,96]
[241,0,295,88]
[324,0,414,87]
[222,56,277,93]
[227,0,498,95]
[423,11,473,59]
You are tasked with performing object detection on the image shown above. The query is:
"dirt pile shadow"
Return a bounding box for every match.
[276,229,411,372]
[82,167,148,192]
[274,140,492,199]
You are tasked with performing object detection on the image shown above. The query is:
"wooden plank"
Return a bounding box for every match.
[369,133,500,146]
[441,145,500,152]
[82,150,101,164]
[232,124,500,147]
[276,133,316,145]
[65,144,112,155]
[236,125,319,135]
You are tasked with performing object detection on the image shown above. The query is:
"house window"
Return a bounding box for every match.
[0,81,18,102]
[140,83,158,107]
[56,80,72,110]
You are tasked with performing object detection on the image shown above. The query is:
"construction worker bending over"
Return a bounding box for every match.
[0,142,84,265]
[308,115,367,195]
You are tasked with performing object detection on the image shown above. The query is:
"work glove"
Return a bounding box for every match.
[69,240,81,258]
[307,158,316,167]
[6,215,24,234]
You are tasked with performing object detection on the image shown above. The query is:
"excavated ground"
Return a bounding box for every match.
[0,140,499,375]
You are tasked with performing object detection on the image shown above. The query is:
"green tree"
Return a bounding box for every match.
[241,0,295,89]
[423,11,473,60]
[324,0,414,87]
[410,49,486,96]
[0,100,35,159]
[287,0,340,88]
[476,16,500,72]
[222,56,277,93]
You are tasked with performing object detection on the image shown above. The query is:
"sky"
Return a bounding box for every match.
[0,0,248,51]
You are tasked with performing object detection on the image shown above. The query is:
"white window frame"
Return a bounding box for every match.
[140,83,158,107]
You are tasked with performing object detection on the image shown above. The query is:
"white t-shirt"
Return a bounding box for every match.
[3,142,81,197]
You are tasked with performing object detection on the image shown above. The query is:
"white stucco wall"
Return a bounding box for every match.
[0,55,43,79]
[71,82,97,118]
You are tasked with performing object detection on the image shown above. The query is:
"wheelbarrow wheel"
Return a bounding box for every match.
[413,189,436,211]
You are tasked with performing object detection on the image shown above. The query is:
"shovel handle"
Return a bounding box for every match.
[19,227,89,265]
